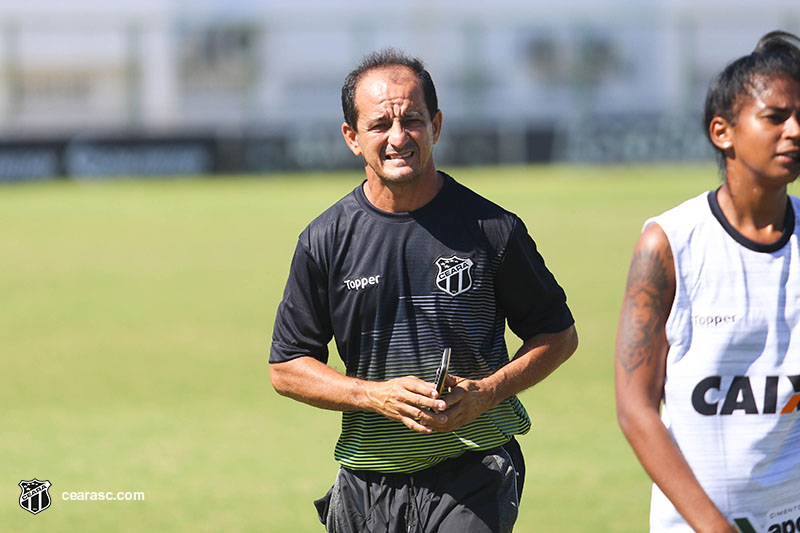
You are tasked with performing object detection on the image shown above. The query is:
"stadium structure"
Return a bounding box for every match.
[0,0,798,181]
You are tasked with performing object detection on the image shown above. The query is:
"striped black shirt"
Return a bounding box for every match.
[270,172,573,472]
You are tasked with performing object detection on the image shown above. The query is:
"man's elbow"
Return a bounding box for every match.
[269,362,292,397]
[561,325,579,363]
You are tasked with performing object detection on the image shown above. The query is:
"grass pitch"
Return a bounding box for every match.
[1,164,730,531]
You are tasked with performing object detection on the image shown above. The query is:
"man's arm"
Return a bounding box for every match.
[270,356,449,434]
[614,223,735,533]
[428,324,578,433]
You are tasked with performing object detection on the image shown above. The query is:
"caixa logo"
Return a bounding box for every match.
[692,375,800,415]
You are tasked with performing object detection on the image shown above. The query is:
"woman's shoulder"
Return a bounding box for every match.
[643,191,713,234]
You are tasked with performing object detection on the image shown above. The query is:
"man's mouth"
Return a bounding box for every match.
[385,150,413,161]
[778,151,800,163]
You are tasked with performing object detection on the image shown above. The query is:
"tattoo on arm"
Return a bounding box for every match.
[617,243,673,379]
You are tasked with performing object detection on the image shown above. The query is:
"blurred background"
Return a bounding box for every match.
[1,0,798,183]
[4,1,800,531]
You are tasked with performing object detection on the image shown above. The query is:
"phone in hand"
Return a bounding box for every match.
[434,347,451,395]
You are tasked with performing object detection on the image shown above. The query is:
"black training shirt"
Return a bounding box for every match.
[271,172,573,472]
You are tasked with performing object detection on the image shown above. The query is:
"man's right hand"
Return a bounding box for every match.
[363,377,448,434]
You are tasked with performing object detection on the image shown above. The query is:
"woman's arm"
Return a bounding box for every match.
[615,223,735,533]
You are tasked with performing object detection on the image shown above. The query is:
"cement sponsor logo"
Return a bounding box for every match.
[766,502,800,533]
[734,503,800,533]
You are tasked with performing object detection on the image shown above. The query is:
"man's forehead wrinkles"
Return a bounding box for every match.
[363,100,423,121]
[354,68,428,128]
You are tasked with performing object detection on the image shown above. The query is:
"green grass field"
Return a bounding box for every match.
[1,164,735,531]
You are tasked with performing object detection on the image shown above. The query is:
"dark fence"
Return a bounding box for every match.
[0,115,711,183]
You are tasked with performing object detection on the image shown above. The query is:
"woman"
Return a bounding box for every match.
[615,31,800,532]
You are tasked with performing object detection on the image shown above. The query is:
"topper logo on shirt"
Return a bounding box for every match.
[435,256,473,296]
[692,375,800,416]
[344,275,381,291]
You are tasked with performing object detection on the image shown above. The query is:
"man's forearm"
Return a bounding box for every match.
[270,326,577,435]
[270,356,372,411]
[483,325,578,406]
[270,355,449,434]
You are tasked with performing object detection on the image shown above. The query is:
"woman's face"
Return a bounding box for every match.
[722,74,800,189]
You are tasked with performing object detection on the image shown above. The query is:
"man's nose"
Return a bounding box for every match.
[388,121,408,146]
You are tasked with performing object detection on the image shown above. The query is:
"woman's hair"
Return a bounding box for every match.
[704,30,800,174]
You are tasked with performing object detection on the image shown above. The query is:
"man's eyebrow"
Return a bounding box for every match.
[364,116,389,128]
[363,110,425,127]
[401,110,425,119]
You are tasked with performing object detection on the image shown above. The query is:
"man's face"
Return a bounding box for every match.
[342,66,442,186]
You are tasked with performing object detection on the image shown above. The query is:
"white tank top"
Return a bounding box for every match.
[646,190,800,532]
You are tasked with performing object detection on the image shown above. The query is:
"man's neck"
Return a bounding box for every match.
[362,169,444,213]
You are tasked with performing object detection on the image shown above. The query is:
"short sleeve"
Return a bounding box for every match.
[269,238,333,364]
[495,218,574,340]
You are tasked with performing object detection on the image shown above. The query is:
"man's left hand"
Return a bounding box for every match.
[427,375,495,432]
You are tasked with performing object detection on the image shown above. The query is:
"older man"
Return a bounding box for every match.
[270,48,577,532]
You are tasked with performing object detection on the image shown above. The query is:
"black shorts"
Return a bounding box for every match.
[314,438,525,533]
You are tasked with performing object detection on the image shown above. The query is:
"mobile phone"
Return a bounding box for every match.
[434,347,451,395]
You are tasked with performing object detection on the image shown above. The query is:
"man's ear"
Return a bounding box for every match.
[709,116,733,152]
[342,122,362,156]
[431,110,443,145]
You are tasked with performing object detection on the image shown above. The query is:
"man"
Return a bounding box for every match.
[270,48,577,533]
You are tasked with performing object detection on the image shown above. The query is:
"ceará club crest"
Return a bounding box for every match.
[19,478,52,515]
[435,256,473,296]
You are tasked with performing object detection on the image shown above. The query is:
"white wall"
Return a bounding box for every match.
[0,0,797,136]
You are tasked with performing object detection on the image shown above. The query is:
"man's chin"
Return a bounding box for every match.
[376,169,421,186]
